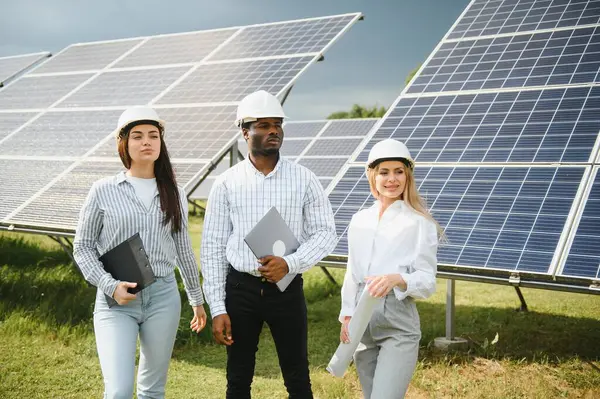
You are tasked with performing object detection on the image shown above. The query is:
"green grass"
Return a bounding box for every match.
[1,226,599,398]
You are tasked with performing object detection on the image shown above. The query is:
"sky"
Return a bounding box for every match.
[0,0,471,120]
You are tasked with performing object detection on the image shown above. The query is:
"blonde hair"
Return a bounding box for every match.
[367,163,446,240]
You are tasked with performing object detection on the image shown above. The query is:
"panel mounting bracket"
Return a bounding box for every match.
[508,273,521,285]
[590,280,600,292]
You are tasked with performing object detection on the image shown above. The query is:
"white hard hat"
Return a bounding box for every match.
[367,139,414,170]
[116,106,165,138]
[235,90,287,127]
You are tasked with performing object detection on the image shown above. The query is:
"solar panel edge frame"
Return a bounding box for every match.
[325,0,478,196]
[554,165,600,282]
[0,51,51,86]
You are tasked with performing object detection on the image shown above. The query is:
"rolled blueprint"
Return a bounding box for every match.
[327,288,381,377]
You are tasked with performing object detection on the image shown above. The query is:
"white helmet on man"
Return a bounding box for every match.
[367,138,414,170]
[235,90,287,127]
[116,106,165,138]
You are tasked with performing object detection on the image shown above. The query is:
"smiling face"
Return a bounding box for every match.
[243,117,284,157]
[374,160,407,200]
[126,124,161,165]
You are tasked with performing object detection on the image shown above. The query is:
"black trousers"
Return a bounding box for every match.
[225,267,312,399]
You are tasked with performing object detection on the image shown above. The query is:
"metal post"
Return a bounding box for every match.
[514,287,528,312]
[319,266,338,286]
[230,141,239,167]
[446,278,455,340]
[434,278,468,350]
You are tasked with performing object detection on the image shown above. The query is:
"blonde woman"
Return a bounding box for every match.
[338,139,442,398]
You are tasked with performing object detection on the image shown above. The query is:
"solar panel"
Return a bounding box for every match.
[448,0,600,40]
[0,52,50,86]
[330,165,584,275]
[0,74,94,109]
[0,111,121,157]
[155,57,314,104]
[0,13,363,234]
[324,1,600,289]
[410,27,600,94]
[56,67,191,108]
[209,15,358,60]
[558,165,600,279]
[114,29,237,68]
[189,118,378,200]
[32,40,142,74]
[357,86,600,164]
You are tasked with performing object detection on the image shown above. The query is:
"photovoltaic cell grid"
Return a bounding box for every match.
[156,57,315,104]
[0,13,362,233]
[326,1,600,285]
[0,52,50,85]
[560,166,600,278]
[330,165,585,275]
[448,0,600,40]
[190,118,378,199]
[357,86,600,164]
[409,26,600,94]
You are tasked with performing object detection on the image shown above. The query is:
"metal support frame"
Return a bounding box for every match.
[319,266,338,286]
[188,199,205,215]
[446,279,456,340]
[514,287,528,312]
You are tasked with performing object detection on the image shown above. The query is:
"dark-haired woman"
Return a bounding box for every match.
[74,106,206,399]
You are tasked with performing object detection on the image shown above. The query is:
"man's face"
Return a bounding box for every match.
[243,117,284,156]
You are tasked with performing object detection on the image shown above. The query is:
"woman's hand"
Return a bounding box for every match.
[190,305,207,333]
[112,282,137,305]
[365,274,406,298]
[340,316,351,344]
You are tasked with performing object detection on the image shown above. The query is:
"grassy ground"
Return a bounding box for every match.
[1,220,599,398]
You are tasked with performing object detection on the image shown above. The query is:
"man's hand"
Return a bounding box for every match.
[113,282,137,305]
[212,314,233,346]
[257,256,289,283]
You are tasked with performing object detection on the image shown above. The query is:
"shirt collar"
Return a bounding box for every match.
[116,171,127,184]
[244,155,285,177]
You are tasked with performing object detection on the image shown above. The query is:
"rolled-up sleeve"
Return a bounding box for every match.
[201,177,232,318]
[394,218,438,301]
[173,190,204,306]
[73,182,119,298]
[283,173,337,274]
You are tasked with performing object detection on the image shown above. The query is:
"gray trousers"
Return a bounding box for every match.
[353,290,421,399]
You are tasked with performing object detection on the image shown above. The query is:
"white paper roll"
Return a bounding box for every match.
[327,288,381,377]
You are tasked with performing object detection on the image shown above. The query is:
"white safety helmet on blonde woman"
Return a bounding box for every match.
[116,106,165,138]
[366,139,414,170]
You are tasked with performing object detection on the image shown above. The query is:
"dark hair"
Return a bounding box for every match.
[241,121,253,130]
[117,126,183,233]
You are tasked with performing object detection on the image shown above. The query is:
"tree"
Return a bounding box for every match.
[327,104,386,119]
[405,64,421,86]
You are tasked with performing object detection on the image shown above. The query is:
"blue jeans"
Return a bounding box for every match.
[93,273,181,399]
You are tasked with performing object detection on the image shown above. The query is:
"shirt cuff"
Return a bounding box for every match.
[282,254,300,274]
[99,274,119,299]
[392,272,411,301]
[209,301,227,319]
[338,308,354,323]
[186,287,205,307]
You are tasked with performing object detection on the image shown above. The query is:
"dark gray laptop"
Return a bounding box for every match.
[244,206,300,291]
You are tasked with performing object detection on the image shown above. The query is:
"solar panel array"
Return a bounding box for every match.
[0,52,50,86]
[326,0,600,288]
[0,13,363,234]
[190,118,378,199]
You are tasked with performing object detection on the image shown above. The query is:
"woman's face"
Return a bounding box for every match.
[127,124,161,165]
[375,160,407,200]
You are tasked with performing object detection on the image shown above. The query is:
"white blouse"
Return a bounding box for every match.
[339,200,438,322]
